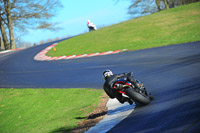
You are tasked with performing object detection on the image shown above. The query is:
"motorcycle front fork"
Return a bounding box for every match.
[136,85,148,95]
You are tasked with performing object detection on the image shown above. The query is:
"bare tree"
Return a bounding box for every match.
[0,0,62,50]
[156,0,161,11]
[163,0,169,9]
[40,40,45,45]
[0,18,10,50]
[0,0,10,50]
[127,0,176,16]
[169,0,200,7]
[0,36,3,50]
[128,0,158,16]
[12,0,62,31]
[123,0,199,18]
[3,0,15,49]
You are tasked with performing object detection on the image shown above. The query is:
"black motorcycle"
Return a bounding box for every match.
[88,26,96,32]
[113,79,154,105]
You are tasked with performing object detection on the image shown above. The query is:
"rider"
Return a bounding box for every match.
[87,20,97,31]
[103,70,142,105]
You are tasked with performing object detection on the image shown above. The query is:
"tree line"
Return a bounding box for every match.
[0,0,61,50]
[128,0,200,16]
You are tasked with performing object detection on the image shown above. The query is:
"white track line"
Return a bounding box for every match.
[86,98,135,133]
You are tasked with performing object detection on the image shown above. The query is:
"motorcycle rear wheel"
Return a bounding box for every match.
[125,88,151,105]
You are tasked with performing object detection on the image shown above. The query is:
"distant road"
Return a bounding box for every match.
[0,40,200,132]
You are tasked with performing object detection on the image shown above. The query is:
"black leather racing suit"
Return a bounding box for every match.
[103,72,139,104]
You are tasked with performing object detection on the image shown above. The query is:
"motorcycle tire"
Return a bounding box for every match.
[125,87,150,105]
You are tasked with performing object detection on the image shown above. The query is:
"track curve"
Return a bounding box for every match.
[0,40,200,132]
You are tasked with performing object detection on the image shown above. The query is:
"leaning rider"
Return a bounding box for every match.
[102,70,142,105]
[87,20,97,31]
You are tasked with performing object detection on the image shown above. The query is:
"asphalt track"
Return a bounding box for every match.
[0,40,200,132]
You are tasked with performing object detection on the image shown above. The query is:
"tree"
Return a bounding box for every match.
[169,0,200,7]
[0,0,10,50]
[3,0,15,49]
[163,0,169,9]
[0,18,10,50]
[128,0,200,16]
[128,0,158,16]
[156,0,161,11]
[12,0,62,31]
[0,0,62,50]
[127,0,172,17]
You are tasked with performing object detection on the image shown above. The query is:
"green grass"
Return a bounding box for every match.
[47,2,200,57]
[0,88,103,133]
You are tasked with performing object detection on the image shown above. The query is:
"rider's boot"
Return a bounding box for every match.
[123,97,133,105]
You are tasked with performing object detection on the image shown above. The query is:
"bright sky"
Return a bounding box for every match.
[22,0,132,44]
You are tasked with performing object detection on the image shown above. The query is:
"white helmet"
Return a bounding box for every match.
[103,70,113,80]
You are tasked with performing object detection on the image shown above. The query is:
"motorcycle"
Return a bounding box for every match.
[113,78,154,105]
[87,20,97,32]
[88,26,96,32]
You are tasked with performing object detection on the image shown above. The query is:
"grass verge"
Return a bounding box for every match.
[47,2,200,57]
[0,88,104,133]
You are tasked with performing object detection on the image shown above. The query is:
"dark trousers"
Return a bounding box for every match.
[115,92,130,104]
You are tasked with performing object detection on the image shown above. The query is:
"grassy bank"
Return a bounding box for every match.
[0,88,103,133]
[47,2,200,57]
